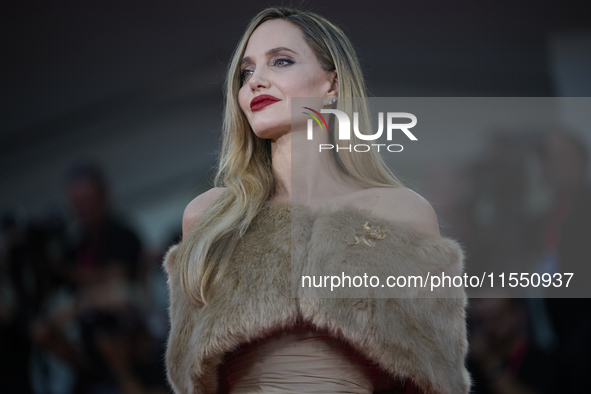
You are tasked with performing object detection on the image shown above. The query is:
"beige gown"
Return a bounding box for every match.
[224,324,405,393]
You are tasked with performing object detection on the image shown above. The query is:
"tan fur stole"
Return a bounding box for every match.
[163,203,471,394]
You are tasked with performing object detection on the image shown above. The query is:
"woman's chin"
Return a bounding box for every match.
[252,127,290,142]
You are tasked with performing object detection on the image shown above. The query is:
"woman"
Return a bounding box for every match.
[163,7,470,394]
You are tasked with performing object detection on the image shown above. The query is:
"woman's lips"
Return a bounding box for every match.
[250,95,280,112]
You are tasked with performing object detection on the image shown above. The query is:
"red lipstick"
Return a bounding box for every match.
[250,94,280,112]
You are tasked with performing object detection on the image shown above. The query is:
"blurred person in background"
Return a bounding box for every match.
[463,128,591,393]
[468,298,556,394]
[1,202,71,393]
[526,129,591,393]
[534,129,591,281]
[458,133,550,393]
[29,162,168,394]
[62,162,141,286]
[463,132,533,277]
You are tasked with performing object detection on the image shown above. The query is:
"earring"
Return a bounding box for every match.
[326,97,336,106]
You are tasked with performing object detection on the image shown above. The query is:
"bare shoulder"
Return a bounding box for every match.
[182,187,225,239]
[374,187,441,238]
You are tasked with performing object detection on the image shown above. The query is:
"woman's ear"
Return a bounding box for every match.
[327,70,338,97]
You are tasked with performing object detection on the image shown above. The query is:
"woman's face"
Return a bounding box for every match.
[238,19,337,141]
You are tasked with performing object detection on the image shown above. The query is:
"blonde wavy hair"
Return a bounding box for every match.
[177,6,405,306]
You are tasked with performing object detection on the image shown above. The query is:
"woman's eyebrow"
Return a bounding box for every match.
[241,47,299,65]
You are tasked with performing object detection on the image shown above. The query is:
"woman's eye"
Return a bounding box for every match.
[274,58,293,67]
[240,69,253,80]
[240,58,293,81]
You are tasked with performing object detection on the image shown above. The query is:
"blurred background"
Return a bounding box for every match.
[1,0,590,393]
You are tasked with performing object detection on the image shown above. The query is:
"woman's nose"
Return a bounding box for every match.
[248,68,270,91]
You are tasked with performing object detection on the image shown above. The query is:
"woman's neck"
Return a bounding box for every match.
[270,128,365,205]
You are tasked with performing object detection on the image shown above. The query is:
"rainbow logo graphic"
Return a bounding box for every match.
[302,107,328,131]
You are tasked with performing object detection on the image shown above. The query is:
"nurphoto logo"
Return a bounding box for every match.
[303,108,417,152]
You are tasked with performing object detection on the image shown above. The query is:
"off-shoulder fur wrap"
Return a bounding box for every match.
[163,203,471,394]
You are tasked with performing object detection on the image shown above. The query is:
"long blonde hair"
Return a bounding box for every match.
[177,7,405,306]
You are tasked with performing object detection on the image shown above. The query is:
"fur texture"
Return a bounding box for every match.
[163,203,471,394]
